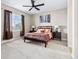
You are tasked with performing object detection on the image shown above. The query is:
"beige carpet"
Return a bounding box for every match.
[25,39,70,54]
[1,39,72,59]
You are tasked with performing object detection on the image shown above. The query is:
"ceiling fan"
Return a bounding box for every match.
[23,0,44,11]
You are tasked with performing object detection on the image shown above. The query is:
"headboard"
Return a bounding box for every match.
[37,26,53,32]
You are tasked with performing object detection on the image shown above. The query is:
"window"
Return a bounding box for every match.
[12,14,22,31]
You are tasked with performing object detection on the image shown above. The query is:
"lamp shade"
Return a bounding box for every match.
[55,25,59,29]
[32,26,35,28]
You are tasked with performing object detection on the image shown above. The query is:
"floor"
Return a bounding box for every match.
[1,38,72,59]
[25,39,69,53]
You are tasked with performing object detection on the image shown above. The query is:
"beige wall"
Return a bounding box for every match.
[74,0,78,58]
[1,8,4,40]
[72,0,78,59]
[33,9,67,27]
[67,0,78,59]
[31,9,67,40]
[1,4,31,39]
[30,15,35,28]
[67,0,73,48]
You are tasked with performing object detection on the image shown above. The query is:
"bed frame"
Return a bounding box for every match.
[24,26,53,47]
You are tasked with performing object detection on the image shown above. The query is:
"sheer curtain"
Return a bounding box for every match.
[12,14,22,38]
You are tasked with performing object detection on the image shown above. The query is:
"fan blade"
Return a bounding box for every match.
[35,7,40,10]
[31,0,35,6]
[35,3,44,7]
[29,7,33,11]
[23,5,32,7]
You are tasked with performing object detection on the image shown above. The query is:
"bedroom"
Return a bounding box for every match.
[1,0,78,59]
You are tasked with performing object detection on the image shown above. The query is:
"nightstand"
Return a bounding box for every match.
[53,31,61,40]
[29,30,36,33]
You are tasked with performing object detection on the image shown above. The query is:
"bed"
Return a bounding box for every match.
[24,26,53,47]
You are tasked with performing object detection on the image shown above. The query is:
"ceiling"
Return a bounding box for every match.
[1,0,67,14]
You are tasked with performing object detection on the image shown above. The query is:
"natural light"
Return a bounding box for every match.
[12,14,22,31]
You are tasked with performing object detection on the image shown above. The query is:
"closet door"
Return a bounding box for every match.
[3,10,13,40]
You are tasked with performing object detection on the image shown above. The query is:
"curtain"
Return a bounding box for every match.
[20,15,25,36]
[3,10,13,40]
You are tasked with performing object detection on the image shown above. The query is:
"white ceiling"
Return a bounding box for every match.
[1,0,67,14]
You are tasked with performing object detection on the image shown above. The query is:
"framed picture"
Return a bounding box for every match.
[40,14,50,23]
[45,14,50,23]
[40,16,45,23]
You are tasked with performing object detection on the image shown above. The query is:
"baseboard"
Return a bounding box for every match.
[1,37,21,44]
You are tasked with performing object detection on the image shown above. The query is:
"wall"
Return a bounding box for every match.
[1,8,4,40]
[67,0,73,48]
[74,0,78,58]
[34,9,67,27]
[67,0,78,59]
[1,4,31,39]
[30,15,36,29]
[31,9,67,40]
[72,0,78,58]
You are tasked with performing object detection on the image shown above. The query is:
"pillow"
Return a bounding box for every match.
[45,29,50,33]
[41,30,45,33]
[37,29,44,33]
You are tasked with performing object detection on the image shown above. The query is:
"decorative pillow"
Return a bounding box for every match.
[37,29,44,33]
[41,30,45,33]
[45,29,50,33]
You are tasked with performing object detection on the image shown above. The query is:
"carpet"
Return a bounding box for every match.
[1,39,72,59]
